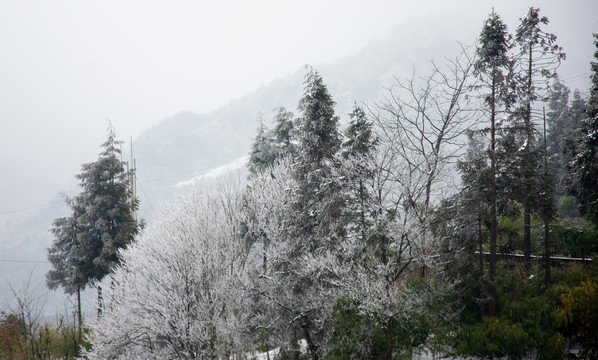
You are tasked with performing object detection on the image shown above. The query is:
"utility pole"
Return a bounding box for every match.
[130,136,136,221]
[543,107,551,287]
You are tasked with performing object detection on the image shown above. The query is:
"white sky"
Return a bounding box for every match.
[0,0,597,215]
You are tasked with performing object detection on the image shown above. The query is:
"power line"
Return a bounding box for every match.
[136,176,156,216]
[0,259,49,263]
[0,202,64,218]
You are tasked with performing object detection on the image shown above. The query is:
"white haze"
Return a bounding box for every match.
[1,0,596,215]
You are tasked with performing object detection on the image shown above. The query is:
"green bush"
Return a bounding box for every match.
[456,317,528,359]
[553,280,598,358]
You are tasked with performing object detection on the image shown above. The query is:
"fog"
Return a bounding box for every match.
[0,0,596,254]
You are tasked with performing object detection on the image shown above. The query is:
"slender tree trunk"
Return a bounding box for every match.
[524,209,531,265]
[543,108,551,287]
[489,73,498,318]
[478,218,484,274]
[365,315,374,360]
[478,217,486,318]
[523,44,533,267]
[384,318,395,360]
[97,285,103,318]
[77,286,82,346]
[544,215,551,286]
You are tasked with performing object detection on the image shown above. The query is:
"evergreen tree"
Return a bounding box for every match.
[286,68,344,360]
[457,133,491,306]
[341,104,378,232]
[272,106,297,157]
[546,77,572,196]
[513,7,565,264]
[248,107,297,176]
[47,124,139,318]
[568,34,598,227]
[561,90,587,200]
[292,68,344,249]
[342,104,376,158]
[248,114,277,175]
[474,9,514,317]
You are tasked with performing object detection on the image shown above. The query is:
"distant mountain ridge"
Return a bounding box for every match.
[131,26,461,220]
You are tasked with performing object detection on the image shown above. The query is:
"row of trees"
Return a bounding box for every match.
[457,7,566,317]
[38,6,598,360]
[82,59,473,358]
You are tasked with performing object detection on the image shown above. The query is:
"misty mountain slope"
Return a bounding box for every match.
[132,73,306,219]
[132,27,468,220]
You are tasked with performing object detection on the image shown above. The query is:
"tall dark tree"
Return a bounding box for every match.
[474,9,514,317]
[47,124,139,324]
[341,104,378,238]
[568,34,598,227]
[292,68,344,249]
[249,68,344,360]
[513,7,565,264]
[47,201,88,345]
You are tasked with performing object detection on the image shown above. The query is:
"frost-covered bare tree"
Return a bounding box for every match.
[372,46,477,271]
[242,157,340,360]
[243,122,455,359]
[85,174,247,360]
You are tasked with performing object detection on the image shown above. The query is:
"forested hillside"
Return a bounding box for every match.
[82,8,598,359]
[2,6,598,360]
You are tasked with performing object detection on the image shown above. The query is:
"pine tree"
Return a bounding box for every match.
[47,124,139,320]
[342,104,376,158]
[283,68,343,360]
[292,68,343,251]
[340,104,379,253]
[568,34,598,227]
[474,9,514,317]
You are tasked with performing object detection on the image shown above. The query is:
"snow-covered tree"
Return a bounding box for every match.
[374,46,476,273]
[292,68,345,250]
[248,113,277,176]
[512,7,565,264]
[47,124,139,343]
[85,174,246,359]
[248,107,297,176]
[242,157,337,360]
[568,34,598,227]
[473,9,514,317]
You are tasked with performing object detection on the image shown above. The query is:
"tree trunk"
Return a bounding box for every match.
[384,318,395,360]
[544,216,551,287]
[478,218,484,274]
[524,208,531,266]
[489,72,497,318]
[543,108,551,287]
[97,285,103,318]
[302,325,319,360]
[478,218,485,318]
[523,43,533,268]
[77,286,82,347]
